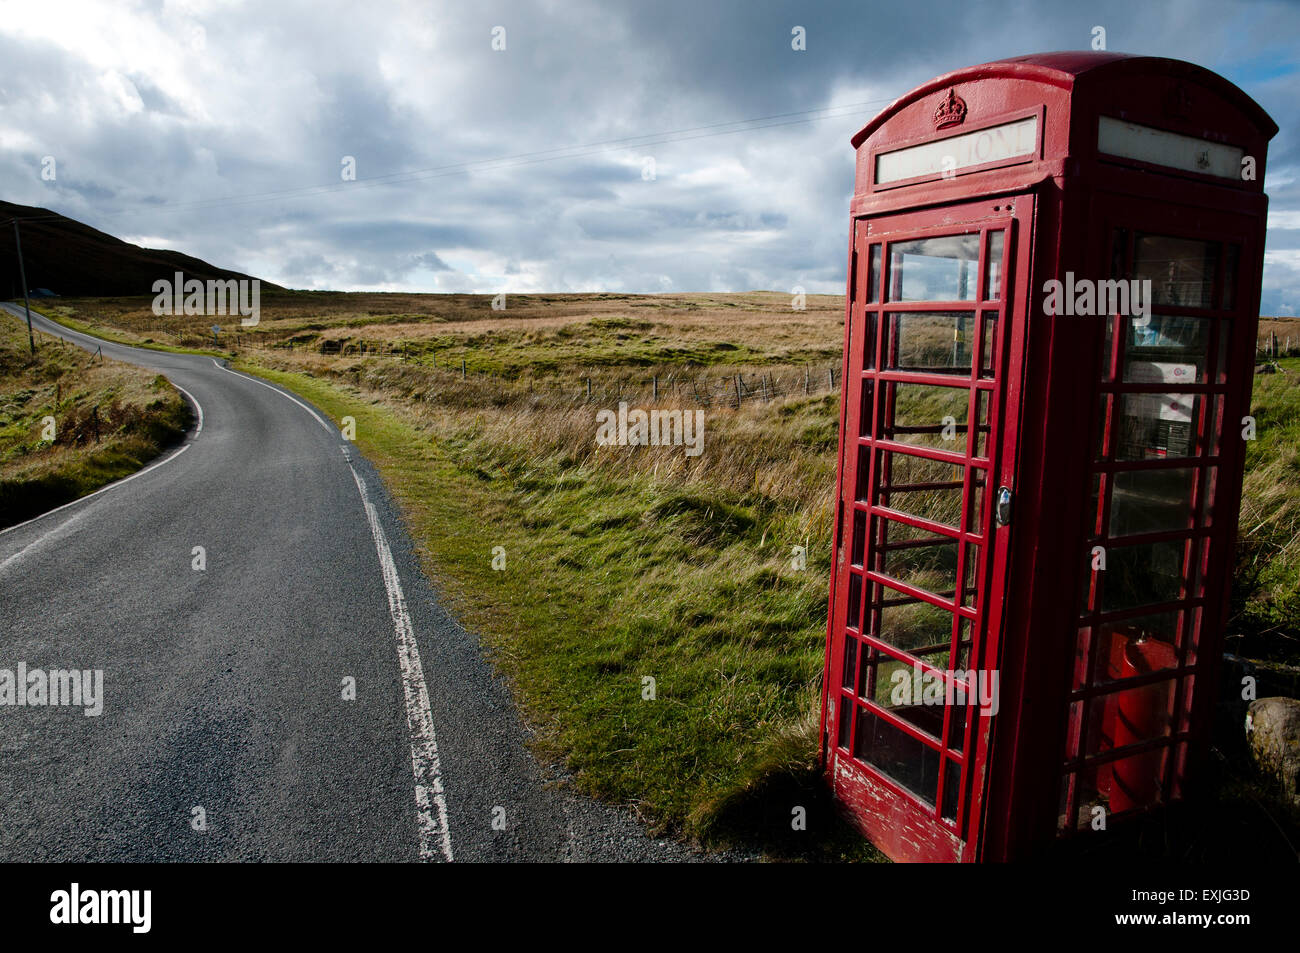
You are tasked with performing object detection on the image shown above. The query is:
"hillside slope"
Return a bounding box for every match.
[0,200,277,298]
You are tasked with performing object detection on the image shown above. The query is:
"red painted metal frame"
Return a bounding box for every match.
[824,52,1276,862]
[826,199,1029,862]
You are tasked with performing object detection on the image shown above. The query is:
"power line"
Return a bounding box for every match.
[4,96,894,223]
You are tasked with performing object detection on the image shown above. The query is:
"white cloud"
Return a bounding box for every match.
[0,0,1295,301]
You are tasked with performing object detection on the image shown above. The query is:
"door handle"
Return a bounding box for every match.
[995,486,1013,527]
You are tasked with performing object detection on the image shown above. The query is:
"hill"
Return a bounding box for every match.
[0,200,276,298]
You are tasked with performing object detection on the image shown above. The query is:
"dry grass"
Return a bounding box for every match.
[0,318,190,527]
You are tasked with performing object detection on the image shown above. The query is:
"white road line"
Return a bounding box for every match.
[0,383,203,543]
[212,360,335,434]
[0,509,90,575]
[346,460,454,862]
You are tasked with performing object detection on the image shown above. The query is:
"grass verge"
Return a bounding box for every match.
[0,316,191,528]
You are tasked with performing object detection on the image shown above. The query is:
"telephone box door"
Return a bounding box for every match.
[1057,192,1261,831]
[827,196,1032,862]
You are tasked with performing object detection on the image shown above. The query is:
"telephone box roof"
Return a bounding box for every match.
[850,51,1278,149]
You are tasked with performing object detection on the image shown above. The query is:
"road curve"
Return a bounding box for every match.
[0,304,700,862]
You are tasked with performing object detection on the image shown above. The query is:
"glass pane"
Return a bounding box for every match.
[854,706,941,805]
[837,697,851,748]
[968,468,986,532]
[1124,314,1210,382]
[946,694,971,753]
[1216,322,1231,383]
[1058,770,1077,831]
[1074,611,1180,690]
[847,572,862,629]
[842,637,858,690]
[1102,541,1185,612]
[1115,393,1201,460]
[1200,467,1218,524]
[1072,745,1173,819]
[953,617,972,670]
[1101,314,1116,381]
[979,310,998,377]
[879,537,959,595]
[1108,468,1198,536]
[961,541,980,608]
[858,382,874,437]
[1094,394,1114,461]
[1086,678,1178,754]
[850,510,866,566]
[941,758,962,822]
[973,390,990,458]
[1222,245,1239,310]
[885,311,976,373]
[861,313,877,371]
[983,231,1005,300]
[874,594,954,652]
[1110,228,1129,281]
[878,451,965,529]
[1086,473,1103,537]
[1208,394,1222,457]
[889,234,981,302]
[868,245,882,303]
[870,655,947,739]
[855,446,871,501]
[1134,233,1219,309]
[884,382,970,450]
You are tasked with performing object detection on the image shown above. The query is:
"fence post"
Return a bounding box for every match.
[734,374,742,408]
[586,377,592,401]
[462,359,467,379]
[827,368,834,390]
[653,375,658,402]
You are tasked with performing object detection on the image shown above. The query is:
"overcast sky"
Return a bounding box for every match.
[0,0,1296,312]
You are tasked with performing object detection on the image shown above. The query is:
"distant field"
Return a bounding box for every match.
[26,292,1300,852]
[0,313,190,528]
[41,290,845,378]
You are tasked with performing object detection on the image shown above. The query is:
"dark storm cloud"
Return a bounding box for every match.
[0,0,1295,308]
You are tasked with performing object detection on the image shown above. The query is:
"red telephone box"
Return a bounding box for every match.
[821,52,1276,862]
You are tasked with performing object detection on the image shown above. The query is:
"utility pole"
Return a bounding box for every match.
[11,220,35,355]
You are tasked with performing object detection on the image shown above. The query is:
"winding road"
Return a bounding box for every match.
[0,303,696,862]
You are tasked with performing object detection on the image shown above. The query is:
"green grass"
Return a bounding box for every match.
[0,316,191,528]
[1231,356,1300,661]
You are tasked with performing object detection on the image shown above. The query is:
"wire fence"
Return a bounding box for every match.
[1257,332,1300,360]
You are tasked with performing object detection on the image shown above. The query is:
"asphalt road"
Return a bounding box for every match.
[0,303,708,862]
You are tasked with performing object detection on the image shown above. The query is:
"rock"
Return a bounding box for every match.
[1246,697,1300,804]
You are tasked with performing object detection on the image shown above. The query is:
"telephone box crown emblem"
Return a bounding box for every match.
[934,88,968,129]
